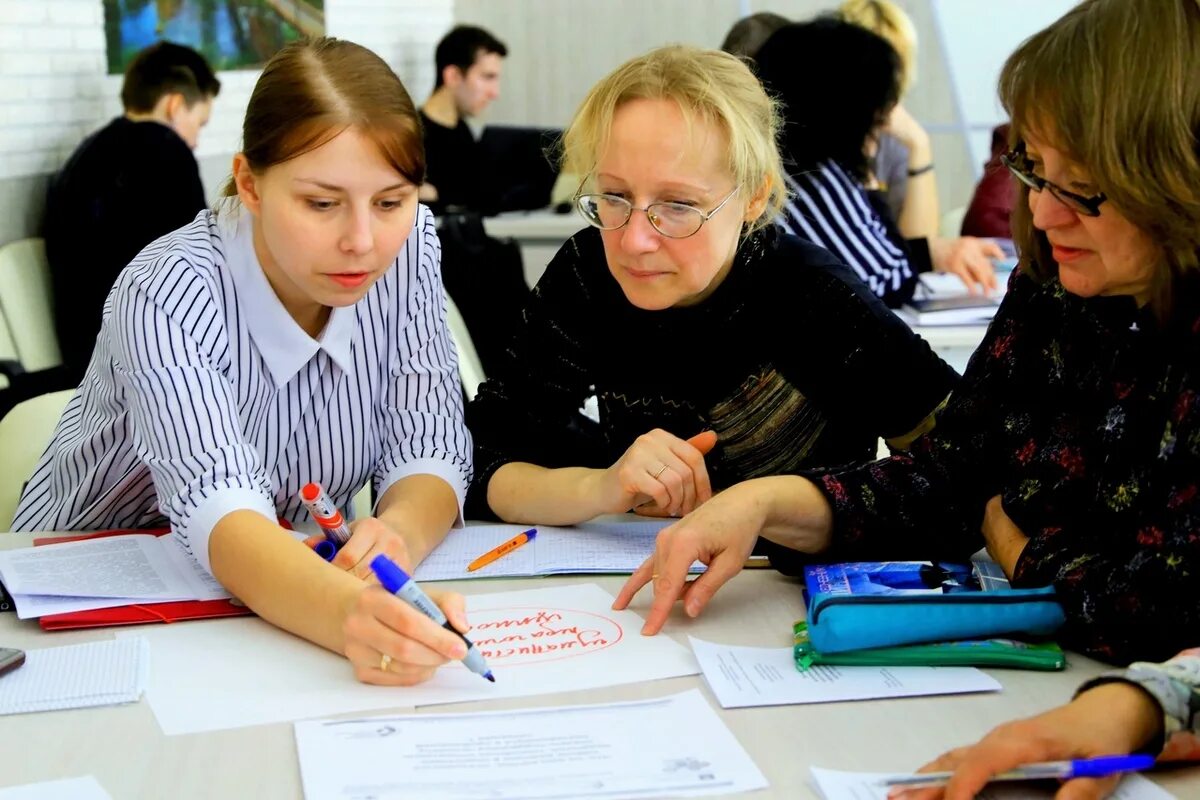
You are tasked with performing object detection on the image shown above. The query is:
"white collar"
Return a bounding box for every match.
[219,205,356,387]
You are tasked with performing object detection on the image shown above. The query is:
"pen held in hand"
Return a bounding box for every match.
[299,482,352,561]
[467,528,537,572]
[369,555,496,683]
[880,754,1157,789]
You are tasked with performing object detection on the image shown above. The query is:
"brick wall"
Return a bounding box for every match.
[0,0,453,238]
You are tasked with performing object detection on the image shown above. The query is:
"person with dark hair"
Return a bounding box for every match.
[618,0,1200,668]
[16,38,472,685]
[719,11,789,61]
[419,25,508,213]
[44,41,221,385]
[757,18,996,307]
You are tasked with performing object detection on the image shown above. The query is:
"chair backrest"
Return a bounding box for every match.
[0,302,17,391]
[0,389,73,529]
[0,238,62,373]
[443,292,486,401]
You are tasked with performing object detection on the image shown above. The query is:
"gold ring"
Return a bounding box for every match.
[379,653,392,672]
[653,464,668,479]
[651,572,661,580]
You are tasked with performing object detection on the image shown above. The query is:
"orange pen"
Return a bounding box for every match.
[467,528,537,572]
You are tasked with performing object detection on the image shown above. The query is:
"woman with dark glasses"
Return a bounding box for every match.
[618,0,1200,667]
[463,45,955,526]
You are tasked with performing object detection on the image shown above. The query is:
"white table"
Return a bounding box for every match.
[2,532,1190,799]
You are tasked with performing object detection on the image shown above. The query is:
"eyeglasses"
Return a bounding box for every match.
[575,186,740,239]
[1000,146,1108,217]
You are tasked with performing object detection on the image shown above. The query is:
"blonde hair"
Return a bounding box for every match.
[840,0,918,94]
[561,45,786,235]
[999,0,1200,318]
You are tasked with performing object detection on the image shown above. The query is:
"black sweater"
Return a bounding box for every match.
[465,225,957,517]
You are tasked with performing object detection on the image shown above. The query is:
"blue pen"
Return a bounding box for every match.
[369,555,496,683]
[880,754,1157,789]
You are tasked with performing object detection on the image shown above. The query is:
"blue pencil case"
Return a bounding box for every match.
[803,561,1066,654]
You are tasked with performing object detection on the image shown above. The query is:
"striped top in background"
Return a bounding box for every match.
[12,204,472,575]
[779,159,916,307]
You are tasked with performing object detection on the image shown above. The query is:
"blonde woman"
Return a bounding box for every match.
[621,0,1200,667]
[465,46,955,531]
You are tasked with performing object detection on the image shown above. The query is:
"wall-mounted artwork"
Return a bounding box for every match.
[103,0,325,74]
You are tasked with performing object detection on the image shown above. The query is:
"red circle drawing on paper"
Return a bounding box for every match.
[468,605,625,666]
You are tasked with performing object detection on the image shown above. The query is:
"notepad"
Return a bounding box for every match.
[0,638,149,715]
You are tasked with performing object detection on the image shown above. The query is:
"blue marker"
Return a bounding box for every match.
[369,555,495,683]
[880,754,1157,789]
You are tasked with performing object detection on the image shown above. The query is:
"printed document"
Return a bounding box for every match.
[689,637,1000,709]
[294,689,767,800]
[414,518,703,581]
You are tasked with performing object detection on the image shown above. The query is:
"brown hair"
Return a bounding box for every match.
[223,37,423,196]
[999,0,1200,318]
[562,45,786,235]
[122,41,221,112]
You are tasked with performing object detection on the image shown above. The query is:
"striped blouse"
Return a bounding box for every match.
[778,159,916,307]
[12,203,472,575]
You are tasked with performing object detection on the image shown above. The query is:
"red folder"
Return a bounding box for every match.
[32,529,254,631]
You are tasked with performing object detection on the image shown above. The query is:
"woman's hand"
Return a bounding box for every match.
[931,236,1003,295]
[614,477,770,634]
[889,682,1162,800]
[981,495,1029,578]
[304,516,413,581]
[342,584,471,686]
[600,430,717,518]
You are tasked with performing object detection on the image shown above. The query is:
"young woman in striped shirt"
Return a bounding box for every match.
[13,38,473,686]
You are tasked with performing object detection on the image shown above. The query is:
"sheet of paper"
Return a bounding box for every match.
[809,767,1175,800]
[0,535,227,605]
[294,689,767,800]
[11,593,157,620]
[122,583,699,735]
[0,638,148,715]
[415,519,702,581]
[689,637,1000,709]
[0,777,113,800]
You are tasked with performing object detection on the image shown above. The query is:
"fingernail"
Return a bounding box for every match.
[686,599,699,616]
[452,642,467,658]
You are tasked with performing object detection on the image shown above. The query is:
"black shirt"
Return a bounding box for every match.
[44,117,205,382]
[419,111,498,215]
[465,225,958,517]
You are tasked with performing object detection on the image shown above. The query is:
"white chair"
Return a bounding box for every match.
[0,303,19,391]
[0,389,73,529]
[0,238,62,373]
[444,292,486,401]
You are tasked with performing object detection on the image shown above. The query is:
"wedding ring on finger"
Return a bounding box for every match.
[379,653,392,672]
[652,464,668,480]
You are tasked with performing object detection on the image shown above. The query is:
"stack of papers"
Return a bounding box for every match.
[0,638,149,715]
[0,535,229,618]
[897,273,1005,327]
[415,518,702,581]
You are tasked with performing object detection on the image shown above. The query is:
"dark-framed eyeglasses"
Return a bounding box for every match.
[575,186,740,239]
[1000,145,1108,217]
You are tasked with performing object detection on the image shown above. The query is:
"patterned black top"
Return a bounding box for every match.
[465,226,957,517]
[812,269,1200,665]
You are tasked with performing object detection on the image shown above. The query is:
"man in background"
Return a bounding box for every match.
[419,25,507,214]
[44,41,220,384]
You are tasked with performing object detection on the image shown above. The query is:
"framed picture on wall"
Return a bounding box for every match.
[102,0,325,74]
